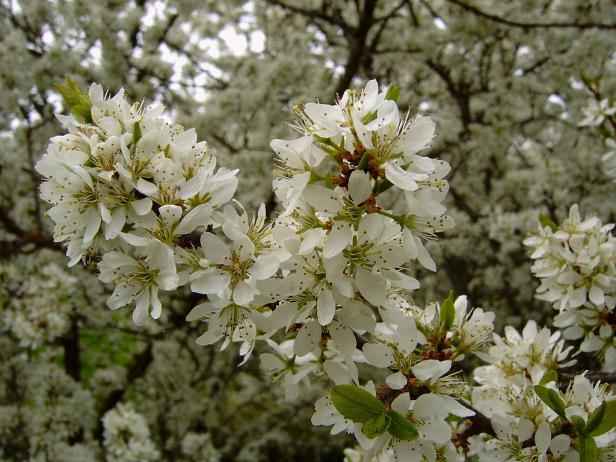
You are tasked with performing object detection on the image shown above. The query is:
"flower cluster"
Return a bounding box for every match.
[40,79,616,462]
[470,373,616,461]
[311,295,493,460]
[3,262,77,348]
[102,403,159,462]
[525,205,616,371]
[36,80,238,325]
[578,98,616,127]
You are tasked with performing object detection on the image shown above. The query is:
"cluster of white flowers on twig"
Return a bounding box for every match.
[102,403,159,462]
[525,206,616,372]
[37,79,616,461]
[2,262,77,348]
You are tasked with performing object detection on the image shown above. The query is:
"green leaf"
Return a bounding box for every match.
[440,291,456,331]
[583,401,606,435]
[538,214,558,232]
[132,121,142,147]
[385,85,401,102]
[539,370,559,385]
[534,385,566,418]
[53,77,92,123]
[578,434,598,462]
[356,151,370,172]
[386,410,419,441]
[570,415,587,433]
[372,179,394,195]
[330,385,385,424]
[362,412,391,439]
[589,400,616,437]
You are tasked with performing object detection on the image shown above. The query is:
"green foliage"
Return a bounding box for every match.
[584,401,606,435]
[534,385,566,418]
[578,434,598,462]
[588,400,616,437]
[538,214,559,232]
[440,291,456,331]
[384,84,400,103]
[330,385,385,423]
[330,386,418,441]
[362,413,391,438]
[53,77,92,123]
[538,370,558,385]
[386,410,419,441]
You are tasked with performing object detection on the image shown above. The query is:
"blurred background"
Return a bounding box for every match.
[0,0,615,460]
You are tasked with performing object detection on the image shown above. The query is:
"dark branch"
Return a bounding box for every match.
[559,370,616,384]
[265,0,351,32]
[445,0,616,30]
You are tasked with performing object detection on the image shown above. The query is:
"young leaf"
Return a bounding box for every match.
[539,370,559,385]
[331,385,386,424]
[440,291,456,331]
[385,85,401,102]
[386,410,419,441]
[534,385,566,418]
[372,179,394,195]
[53,77,93,123]
[362,412,391,439]
[538,214,558,232]
[589,400,616,437]
[583,401,606,435]
[570,415,587,434]
[578,434,598,462]
[132,121,142,147]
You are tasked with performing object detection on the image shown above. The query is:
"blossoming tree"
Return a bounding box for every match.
[34,76,616,461]
[2,1,616,461]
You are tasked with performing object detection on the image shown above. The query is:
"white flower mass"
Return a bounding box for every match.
[2,2,616,460]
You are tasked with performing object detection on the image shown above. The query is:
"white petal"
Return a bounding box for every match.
[233,280,259,306]
[133,290,151,326]
[303,185,342,214]
[119,232,152,246]
[329,320,356,355]
[159,204,182,227]
[83,208,101,243]
[200,232,231,265]
[299,228,326,255]
[411,359,451,382]
[136,178,158,196]
[385,162,419,191]
[356,267,387,306]
[518,418,534,442]
[386,371,407,390]
[549,434,570,456]
[131,197,153,216]
[348,170,373,204]
[535,421,551,454]
[295,320,321,356]
[196,327,224,346]
[323,223,352,259]
[175,204,212,235]
[398,116,435,155]
[589,284,604,306]
[324,360,352,385]
[150,287,162,319]
[190,270,231,294]
[185,303,216,321]
[107,284,138,309]
[362,343,394,367]
[317,288,336,325]
[391,392,411,414]
[105,209,126,239]
[413,394,443,419]
[250,254,280,280]
[421,420,451,445]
